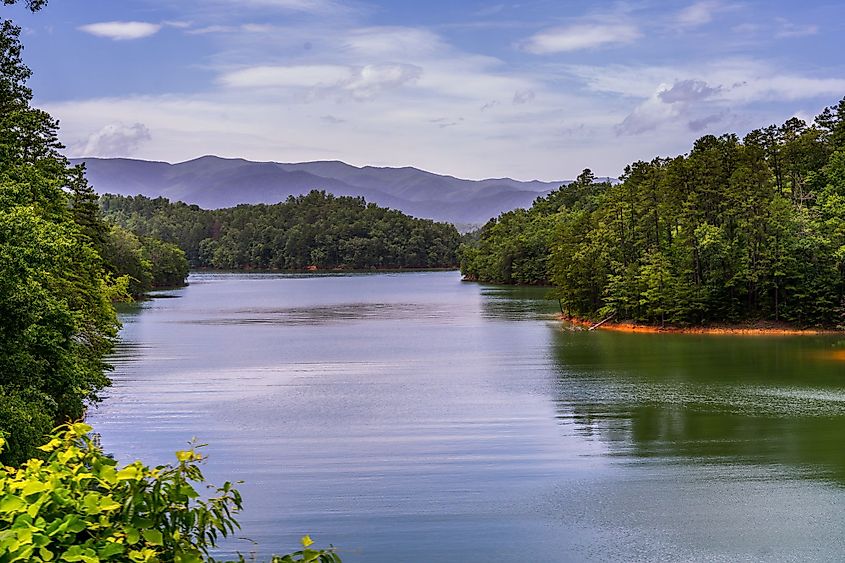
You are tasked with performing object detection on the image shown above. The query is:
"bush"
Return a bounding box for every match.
[0,424,340,562]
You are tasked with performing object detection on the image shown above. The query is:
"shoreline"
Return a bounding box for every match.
[192,266,460,274]
[560,315,842,335]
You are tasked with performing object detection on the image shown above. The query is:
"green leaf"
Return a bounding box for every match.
[98,497,121,512]
[173,551,203,563]
[98,542,124,558]
[82,493,101,514]
[37,439,62,453]
[15,528,33,545]
[125,527,140,545]
[0,495,25,514]
[131,517,153,530]
[70,423,93,436]
[116,466,142,481]
[179,484,199,499]
[301,549,321,562]
[142,529,163,546]
[64,515,87,535]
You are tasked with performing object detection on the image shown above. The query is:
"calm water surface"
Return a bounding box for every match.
[89,271,845,562]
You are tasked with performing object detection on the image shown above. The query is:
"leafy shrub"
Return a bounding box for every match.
[0,424,340,562]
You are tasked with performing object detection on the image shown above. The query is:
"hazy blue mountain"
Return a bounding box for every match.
[73,155,582,224]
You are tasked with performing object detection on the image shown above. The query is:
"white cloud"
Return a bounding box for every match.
[617,80,724,135]
[343,63,422,99]
[46,77,615,181]
[220,65,351,88]
[188,23,276,35]
[163,21,192,29]
[519,24,640,54]
[218,63,422,100]
[210,0,349,14]
[675,1,744,29]
[677,1,721,27]
[344,27,445,57]
[775,20,819,38]
[80,122,152,156]
[688,112,727,131]
[738,74,845,102]
[567,59,845,137]
[565,60,845,103]
[616,88,680,136]
[79,21,162,41]
[659,80,722,103]
[513,90,536,105]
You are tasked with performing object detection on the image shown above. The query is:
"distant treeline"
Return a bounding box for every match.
[100,191,462,270]
[462,97,845,327]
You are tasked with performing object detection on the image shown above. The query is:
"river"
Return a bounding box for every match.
[88,271,845,562]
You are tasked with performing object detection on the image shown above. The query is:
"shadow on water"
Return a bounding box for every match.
[549,327,845,484]
[478,284,560,321]
[181,303,450,326]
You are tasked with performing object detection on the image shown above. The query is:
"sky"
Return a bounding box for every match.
[4,0,845,181]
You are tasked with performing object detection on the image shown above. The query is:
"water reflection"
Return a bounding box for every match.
[550,329,845,484]
[92,272,845,561]
[478,283,560,321]
[182,303,447,326]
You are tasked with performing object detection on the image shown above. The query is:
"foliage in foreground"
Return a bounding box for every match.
[0,424,341,562]
[462,98,845,327]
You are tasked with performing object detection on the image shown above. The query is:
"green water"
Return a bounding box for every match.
[91,271,845,561]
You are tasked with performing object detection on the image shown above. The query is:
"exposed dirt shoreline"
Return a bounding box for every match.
[560,315,842,335]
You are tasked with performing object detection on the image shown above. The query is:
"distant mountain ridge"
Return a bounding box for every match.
[73,155,590,225]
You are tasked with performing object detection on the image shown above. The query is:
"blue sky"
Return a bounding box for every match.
[5,0,845,180]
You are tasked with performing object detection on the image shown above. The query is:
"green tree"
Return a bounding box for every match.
[0,15,122,464]
[100,191,461,272]
[463,97,845,328]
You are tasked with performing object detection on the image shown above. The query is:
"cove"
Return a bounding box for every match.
[88,271,845,562]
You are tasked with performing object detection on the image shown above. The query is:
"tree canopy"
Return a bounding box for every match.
[0,8,186,464]
[101,191,462,271]
[461,98,845,328]
[0,16,123,465]
[2,0,47,11]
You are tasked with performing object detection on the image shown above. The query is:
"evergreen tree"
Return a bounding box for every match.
[462,97,845,328]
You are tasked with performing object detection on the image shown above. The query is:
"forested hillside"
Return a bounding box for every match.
[462,98,845,327]
[0,14,118,464]
[100,191,462,271]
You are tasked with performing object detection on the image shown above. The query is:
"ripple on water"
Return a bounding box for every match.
[91,272,845,562]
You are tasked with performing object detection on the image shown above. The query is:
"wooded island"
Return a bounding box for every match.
[100,192,461,271]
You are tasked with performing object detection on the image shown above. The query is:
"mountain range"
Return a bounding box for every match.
[74,156,583,226]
